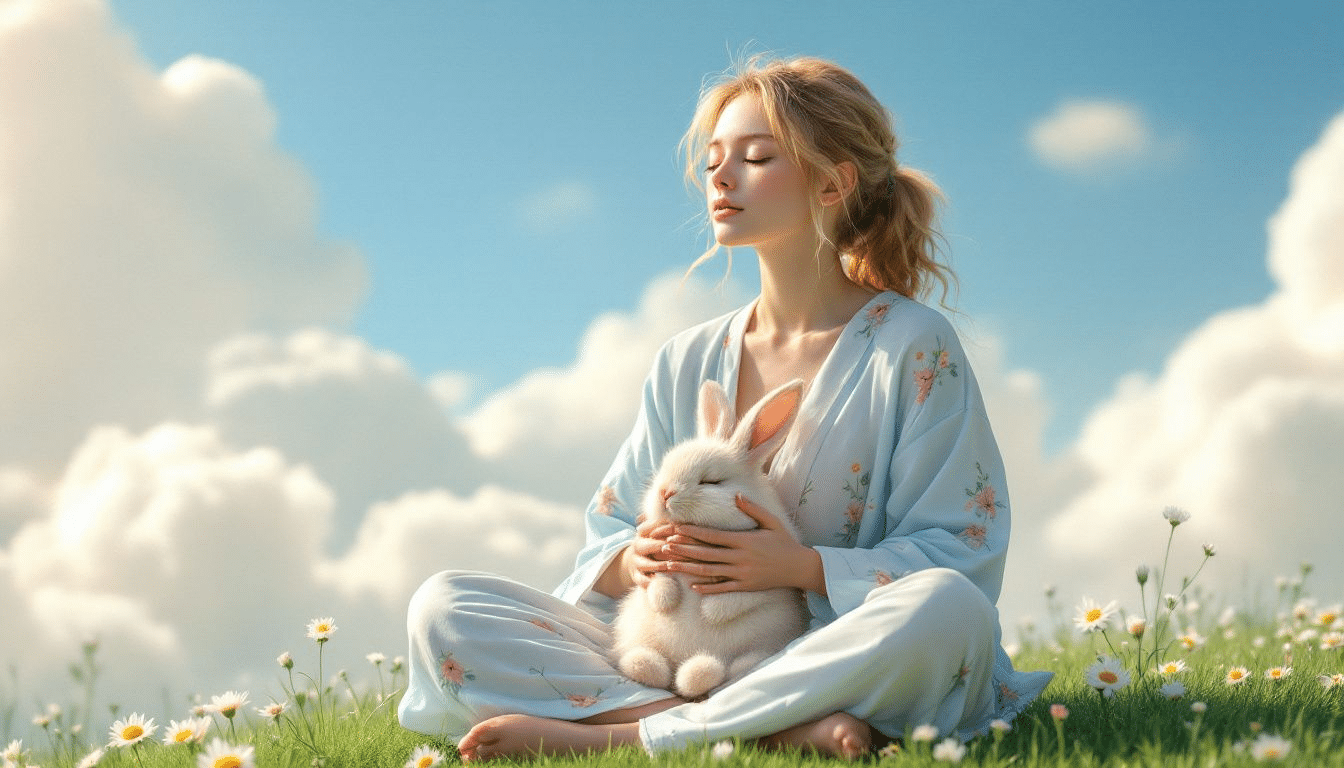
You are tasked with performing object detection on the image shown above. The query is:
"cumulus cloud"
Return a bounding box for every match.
[1034,113,1344,620]
[461,273,747,503]
[321,486,584,607]
[0,0,365,469]
[1028,100,1156,173]
[206,329,485,551]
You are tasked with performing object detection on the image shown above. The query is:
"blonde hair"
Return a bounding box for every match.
[681,55,956,304]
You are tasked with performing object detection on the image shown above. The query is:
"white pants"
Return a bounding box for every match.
[398,568,999,753]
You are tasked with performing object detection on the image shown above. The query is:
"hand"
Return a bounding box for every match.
[660,494,821,594]
[625,514,678,589]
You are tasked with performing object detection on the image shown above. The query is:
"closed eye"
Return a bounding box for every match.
[701,477,724,485]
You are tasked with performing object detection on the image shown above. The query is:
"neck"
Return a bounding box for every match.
[753,241,876,337]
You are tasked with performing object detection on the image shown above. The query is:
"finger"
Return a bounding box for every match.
[735,493,784,529]
[670,524,743,547]
[690,579,742,595]
[663,542,740,564]
[638,522,676,540]
[663,559,728,579]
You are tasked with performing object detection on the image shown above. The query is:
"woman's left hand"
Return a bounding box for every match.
[660,494,824,594]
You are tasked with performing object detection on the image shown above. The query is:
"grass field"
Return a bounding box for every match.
[5,516,1343,767]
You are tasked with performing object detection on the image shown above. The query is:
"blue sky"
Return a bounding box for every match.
[106,0,1344,450]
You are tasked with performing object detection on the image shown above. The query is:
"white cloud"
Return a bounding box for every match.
[1025,112,1344,627]
[0,0,364,469]
[461,272,747,503]
[321,486,584,607]
[520,180,599,230]
[206,329,485,550]
[1028,100,1155,173]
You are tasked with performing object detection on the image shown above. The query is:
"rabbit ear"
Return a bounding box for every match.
[697,379,735,440]
[733,379,804,469]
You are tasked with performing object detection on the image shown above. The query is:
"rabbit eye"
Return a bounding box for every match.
[701,477,724,486]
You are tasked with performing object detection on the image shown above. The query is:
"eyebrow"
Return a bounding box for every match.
[708,133,778,147]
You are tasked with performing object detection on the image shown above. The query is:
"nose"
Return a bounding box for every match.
[709,163,733,190]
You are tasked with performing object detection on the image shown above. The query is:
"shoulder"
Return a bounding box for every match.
[867,294,963,357]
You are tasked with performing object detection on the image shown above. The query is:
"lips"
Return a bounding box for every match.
[711,199,742,219]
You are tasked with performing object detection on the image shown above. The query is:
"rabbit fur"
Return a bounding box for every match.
[609,378,810,699]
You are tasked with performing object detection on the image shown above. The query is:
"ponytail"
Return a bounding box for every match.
[842,165,956,305]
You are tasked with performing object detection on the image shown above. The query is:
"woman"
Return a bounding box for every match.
[398,56,1052,761]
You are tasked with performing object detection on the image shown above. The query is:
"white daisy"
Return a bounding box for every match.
[307,617,337,642]
[1249,733,1291,761]
[1127,618,1147,638]
[932,737,967,763]
[76,746,105,768]
[1084,656,1130,698]
[1161,680,1187,700]
[405,744,445,768]
[1264,666,1293,682]
[910,723,939,743]
[1318,673,1344,690]
[710,740,735,760]
[1315,605,1342,629]
[2,740,23,761]
[256,702,287,720]
[1225,666,1251,685]
[197,738,256,768]
[1073,598,1118,633]
[108,713,156,747]
[163,717,210,745]
[1321,631,1343,650]
[208,690,250,720]
[367,652,387,666]
[1157,659,1187,676]
[1163,506,1190,526]
[277,651,294,669]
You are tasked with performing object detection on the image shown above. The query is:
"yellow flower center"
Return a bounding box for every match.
[213,757,243,768]
[1230,670,1244,679]
[1099,671,1119,685]
[1084,608,1102,622]
[417,758,434,768]
[1263,748,1283,759]
[122,725,144,740]
[1320,613,1337,626]
[174,729,193,743]
[317,623,331,633]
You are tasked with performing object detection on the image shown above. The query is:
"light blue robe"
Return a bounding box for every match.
[399,291,1053,749]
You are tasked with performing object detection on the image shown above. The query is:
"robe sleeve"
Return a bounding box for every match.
[550,345,677,621]
[812,324,1011,621]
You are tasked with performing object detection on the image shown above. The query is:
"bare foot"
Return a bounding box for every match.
[759,712,873,760]
[456,714,640,762]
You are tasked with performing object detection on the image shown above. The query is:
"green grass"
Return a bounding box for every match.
[9,621,1344,768]
[7,564,1344,768]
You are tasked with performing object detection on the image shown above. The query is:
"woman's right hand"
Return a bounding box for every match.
[626,514,677,589]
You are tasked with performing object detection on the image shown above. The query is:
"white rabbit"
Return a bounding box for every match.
[610,378,810,699]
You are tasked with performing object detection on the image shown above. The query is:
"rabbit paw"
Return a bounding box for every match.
[675,654,726,699]
[618,648,672,689]
[647,575,682,613]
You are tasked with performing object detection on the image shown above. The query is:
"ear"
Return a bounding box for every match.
[697,379,735,440]
[818,161,858,208]
[734,379,804,469]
